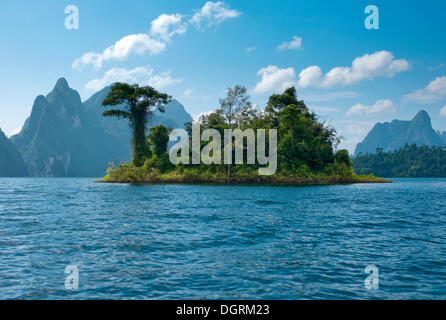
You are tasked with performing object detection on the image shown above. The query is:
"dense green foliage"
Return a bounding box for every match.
[102,83,171,167]
[195,86,340,172]
[102,85,386,184]
[354,144,446,177]
[147,125,170,157]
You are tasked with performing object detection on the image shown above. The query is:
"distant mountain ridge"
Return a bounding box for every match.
[440,131,446,144]
[10,78,193,177]
[0,128,27,177]
[354,110,446,156]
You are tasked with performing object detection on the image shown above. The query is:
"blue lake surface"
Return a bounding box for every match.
[0,178,445,299]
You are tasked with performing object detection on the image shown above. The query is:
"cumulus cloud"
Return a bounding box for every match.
[277,36,302,51]
[72,34,166,71]
[190,1,241,28]
[252,66,296,94]
[252,51,409,94]
[148,70,182,89]
[297,66,322,88]
[73,2,240,71]
[299,51,409,88]
[346,99,396,117]
[150,13,187,42]
[85,66,181,92]
[440,105,446,117]
[404,76,446,104]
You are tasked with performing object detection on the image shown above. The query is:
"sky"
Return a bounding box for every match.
[1,0,446,153]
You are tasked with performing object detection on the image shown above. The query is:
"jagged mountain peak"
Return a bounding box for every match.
[354,110,445,156]
[46,77,80,102]
[35,95,46,103]
[10,81,193,177]
[54,77,70,90]
[412,110,431,126]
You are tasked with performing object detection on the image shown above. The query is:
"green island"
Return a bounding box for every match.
[354,144,446,178]
[98,83,389,185]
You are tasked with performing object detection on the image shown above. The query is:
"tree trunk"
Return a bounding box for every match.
[227,162,231,184]
[132,111,147,167]
[227,124,232,184]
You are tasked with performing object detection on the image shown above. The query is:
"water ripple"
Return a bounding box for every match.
[0,178,445,299]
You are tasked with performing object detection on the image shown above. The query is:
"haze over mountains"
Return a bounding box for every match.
[354,110,446,156]
[1,78,192,177]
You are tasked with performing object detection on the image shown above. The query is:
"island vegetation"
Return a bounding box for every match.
[354,144,446,178]
[99,83,388,185]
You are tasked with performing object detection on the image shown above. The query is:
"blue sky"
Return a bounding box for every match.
[1,0,446,153]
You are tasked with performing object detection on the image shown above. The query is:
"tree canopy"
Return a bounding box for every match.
[148,125,170,157]
[354,144,446,177]
[102,83,171,167]
[102,86,370,184]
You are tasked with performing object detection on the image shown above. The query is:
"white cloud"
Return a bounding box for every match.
[85,67,151,91]
[190,1,241,28]
[72,34,166,70]
[297,66,322,88]
[440,105,446,117]
[74,2,240,71]
[346,99,396,117]
[85,67,181,92]
[150,14,187,42]
[252,65,296,94]
[184,89,194,97]
[246,46,256,53]
[277,36,302,51]
[405,76,446,104]
[148,70,181,89]
[253,51,409,94]
[319,51,409,88]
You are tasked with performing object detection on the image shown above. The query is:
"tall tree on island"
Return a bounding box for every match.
[218,85,252,184]
[148,125,170,157]
[102,83,171,167]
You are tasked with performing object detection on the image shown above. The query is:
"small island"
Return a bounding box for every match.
[98,83,389,185]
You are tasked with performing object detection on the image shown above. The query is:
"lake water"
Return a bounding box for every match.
[0,178,445,299]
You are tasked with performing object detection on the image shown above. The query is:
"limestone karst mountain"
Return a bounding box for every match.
[0,127,27,177]
[10,78,193,177]
[354,110,445,156]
